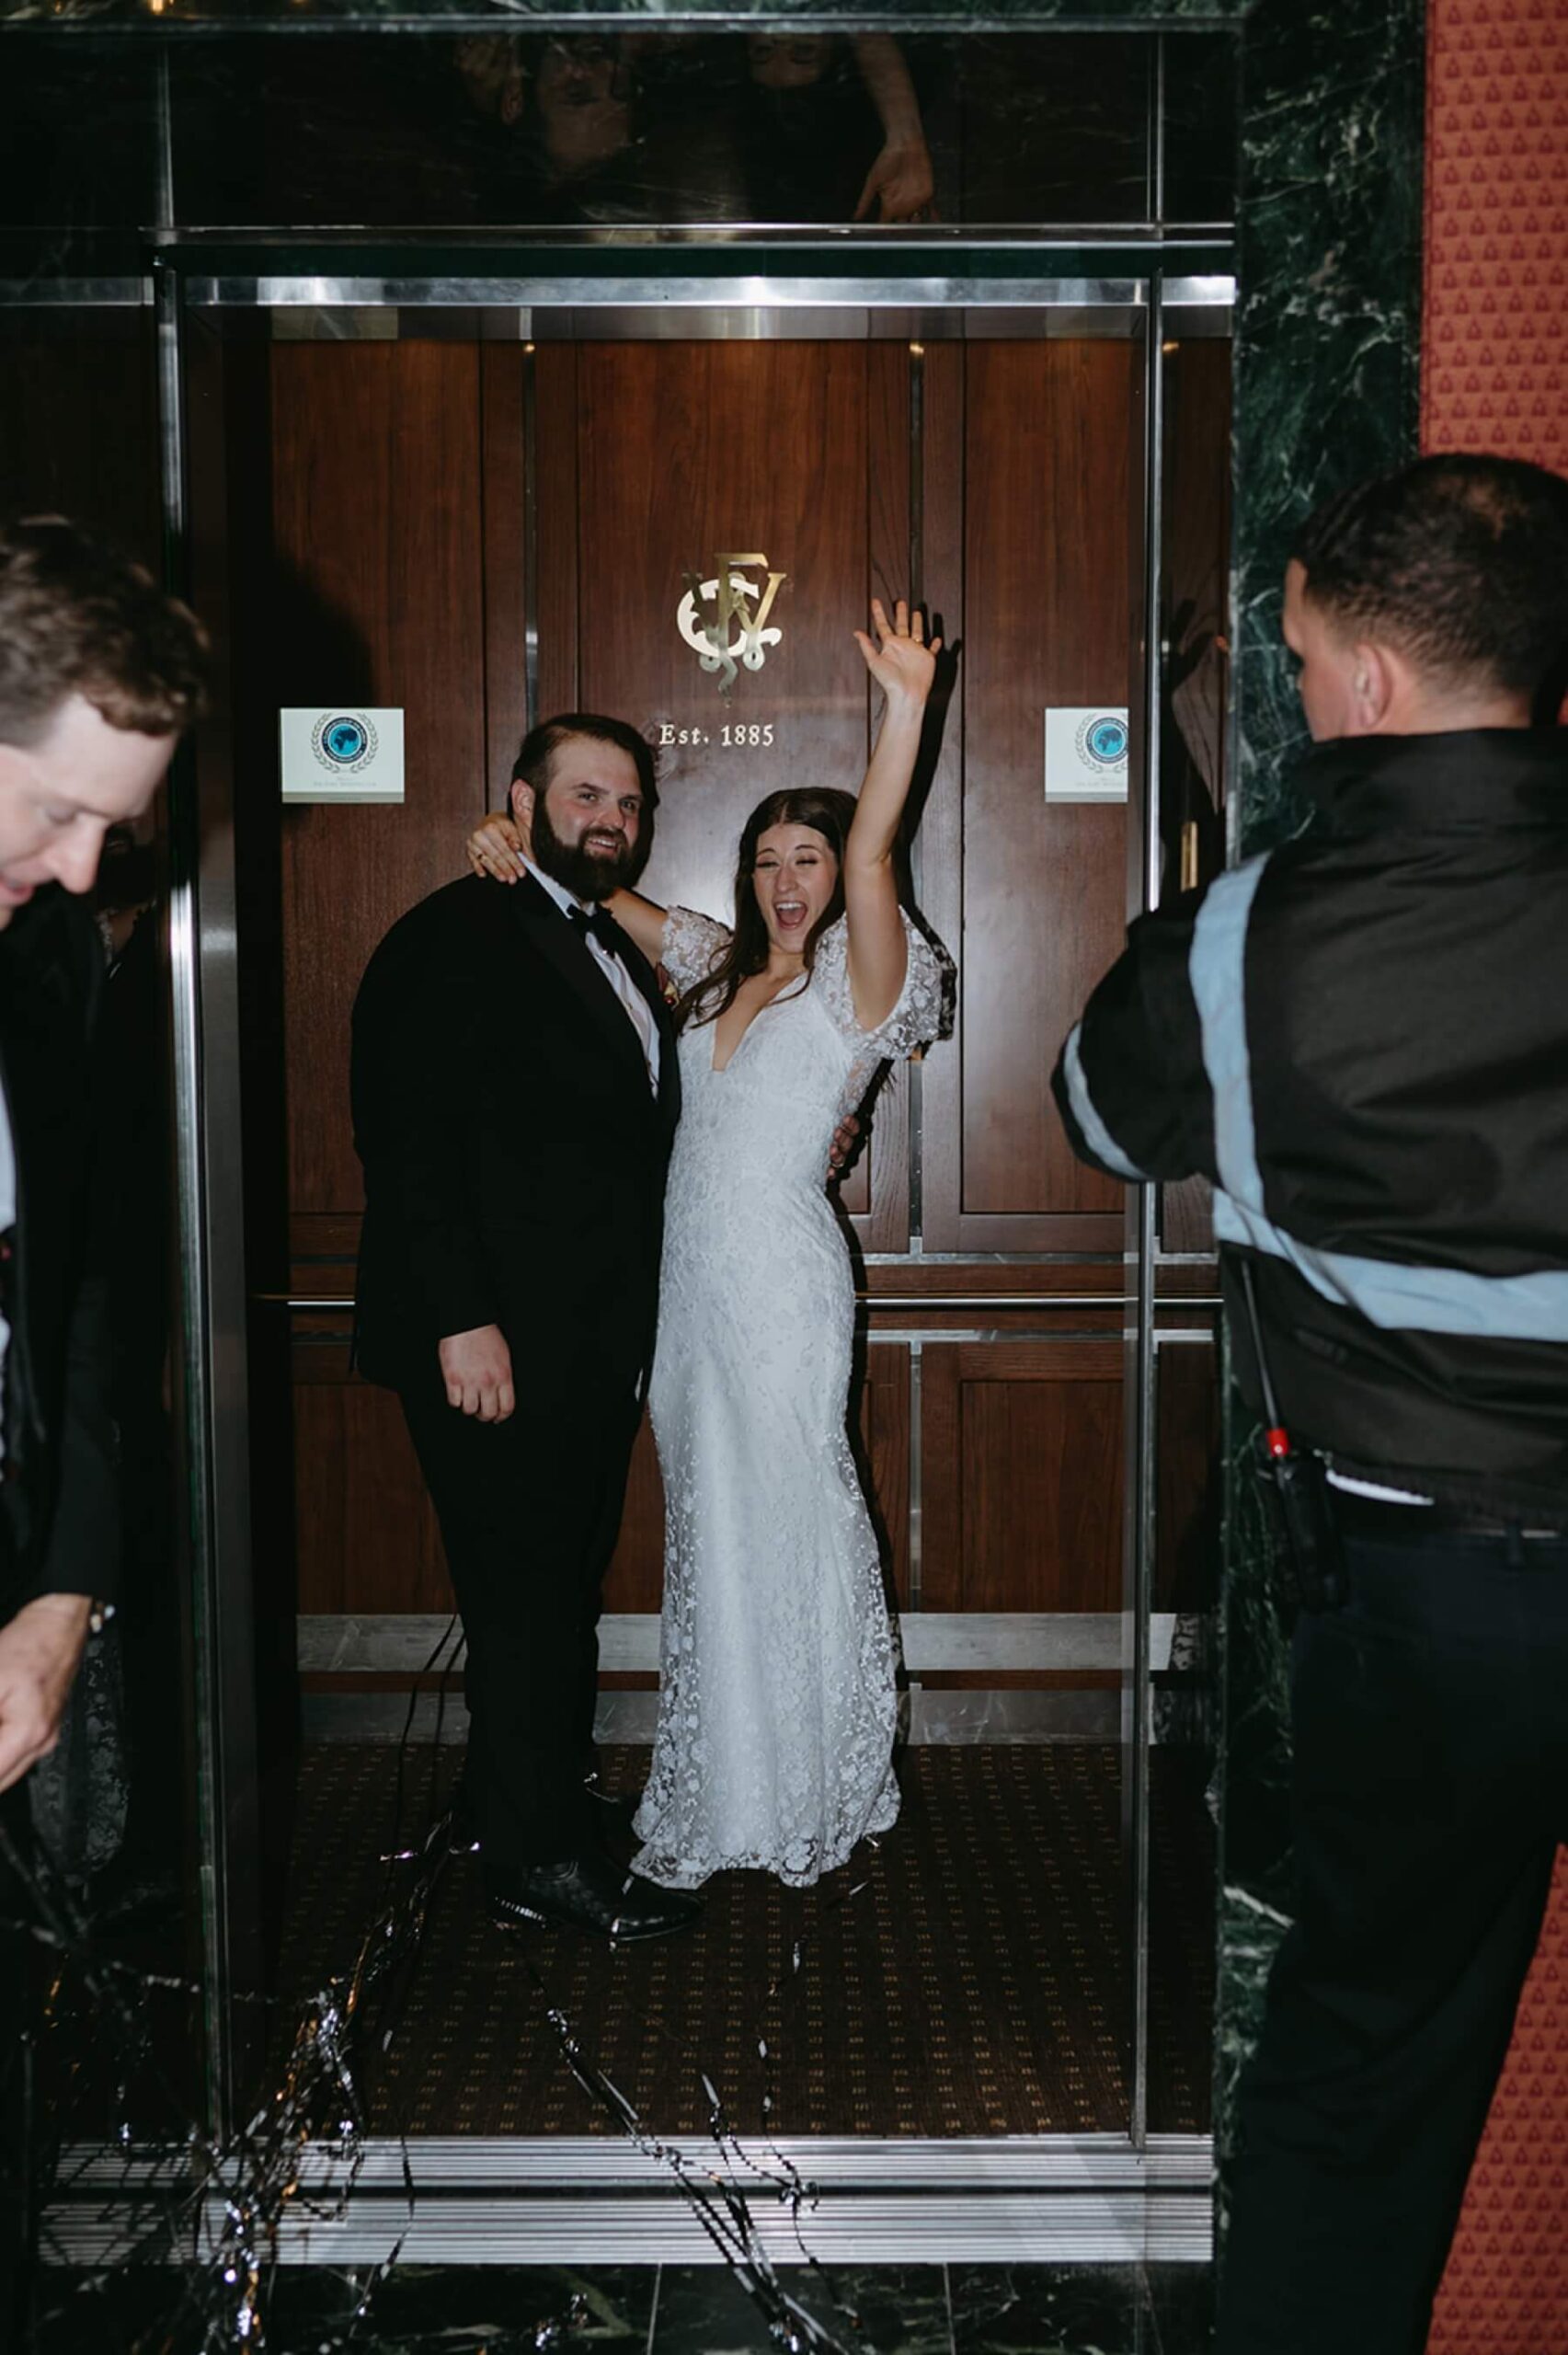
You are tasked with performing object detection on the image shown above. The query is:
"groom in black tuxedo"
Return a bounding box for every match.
[351,715,698,1943]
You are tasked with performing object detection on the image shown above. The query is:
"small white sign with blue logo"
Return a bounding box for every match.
[1044,706,1130,803]
[280,707,405,804]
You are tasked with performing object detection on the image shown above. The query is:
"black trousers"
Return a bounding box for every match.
[397,1361,641,1878]
[1,1780,35,2350]
[1218,1517,1568,2355]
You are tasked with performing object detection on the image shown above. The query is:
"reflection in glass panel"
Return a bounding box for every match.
[1162,31,1241,227]
[942,34,1150,228]
[160,31,1183,231]
[1159,329,1231,1258]
[152,303,1236,2153]
[0,310,211,2188]
[0,44,160,270]
[0,19,1233,2311]
[0,29,1239,243]
[1149,1334,1221,2136]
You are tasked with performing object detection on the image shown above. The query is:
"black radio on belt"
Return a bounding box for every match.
[1239,1259,1347,1614]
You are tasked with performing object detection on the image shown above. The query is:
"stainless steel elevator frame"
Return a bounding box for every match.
[10,246,1232,2262]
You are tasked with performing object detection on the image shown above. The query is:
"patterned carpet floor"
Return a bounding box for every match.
[270,1744,1213,2140]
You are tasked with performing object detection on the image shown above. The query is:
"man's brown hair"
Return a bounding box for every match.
[0,517,209,747]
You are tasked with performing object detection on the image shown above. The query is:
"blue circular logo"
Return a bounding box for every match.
[323,717,369,764]
[1086,717,1128,764]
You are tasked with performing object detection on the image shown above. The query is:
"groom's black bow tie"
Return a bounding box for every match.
[568,903,623,957]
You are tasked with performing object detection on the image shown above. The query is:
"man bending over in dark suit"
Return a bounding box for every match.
[0,517,207,2342]
[0,520,205,1791]
[351,715,700,1946]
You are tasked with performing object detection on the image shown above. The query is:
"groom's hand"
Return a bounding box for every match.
[828,1112,863,1180]
[439,1325,516,1422]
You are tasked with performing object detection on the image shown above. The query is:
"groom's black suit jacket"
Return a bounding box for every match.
[0,888,118,1629]
[350,871,681,1400]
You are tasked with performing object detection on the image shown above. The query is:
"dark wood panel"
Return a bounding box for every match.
[545,343,921,1607]
[601,1418,665,1615]
[1155,1338,1220,1615]
[921,1339,1125,1613]
[293,1378,452,1614]
[271,340,490,1219]
[956,340,1137,1229]
[480,343,530,810]
[0,324,161,565]
[853,340,915,1251]
[917,341,969,1252]
[263,330,1179,1635]
[861,1340,912,1609]
[534,344,580,719]
[601,1338,910,1617]
[570,340,871,929]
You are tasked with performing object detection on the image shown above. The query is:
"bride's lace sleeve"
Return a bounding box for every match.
[660,905,732,995]
[811,910,952,1063]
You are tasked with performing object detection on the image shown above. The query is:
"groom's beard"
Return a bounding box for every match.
[531,795,641,903]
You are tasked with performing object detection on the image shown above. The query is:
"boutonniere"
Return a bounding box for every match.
[656,963,680,1008]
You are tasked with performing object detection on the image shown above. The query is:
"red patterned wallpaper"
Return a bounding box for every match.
[1422,2,1568,2348]
[1421,0,1568,467]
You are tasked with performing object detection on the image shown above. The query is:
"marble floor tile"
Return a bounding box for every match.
[33,2263,661,2353]
[262,2262,660,2348]
[649,2261,952,2355]
[948,2263,1150,2355]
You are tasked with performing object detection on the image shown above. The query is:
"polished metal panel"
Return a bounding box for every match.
[521,336,541,730]
[159,260,264,2139]
[303,1686,1126,1746]
[1121,271,1168,2155]
[0,280,152,307]
[155,261,1224,2170]
[908,1338,924,1613]
[180,272,1232,313]
[297,1610,1180,1675]
[48,2132,1213,2268]
[155,53,175,236]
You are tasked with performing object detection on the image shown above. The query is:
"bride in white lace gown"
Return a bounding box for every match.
[468,600,945,1887]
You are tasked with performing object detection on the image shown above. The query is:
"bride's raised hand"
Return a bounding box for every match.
[852,597,940,707]
[466,808,529,883]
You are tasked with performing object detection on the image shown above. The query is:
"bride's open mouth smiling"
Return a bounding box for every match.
[772,898,808,936]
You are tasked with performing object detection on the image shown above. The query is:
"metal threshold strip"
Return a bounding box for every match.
[47,2133,1213,2268]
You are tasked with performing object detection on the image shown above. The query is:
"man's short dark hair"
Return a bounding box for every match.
[511,712,658,812]
[0,517,209,746]
[1291,454,1568,703]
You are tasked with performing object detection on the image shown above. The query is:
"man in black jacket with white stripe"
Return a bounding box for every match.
[1054,454,1568,2355]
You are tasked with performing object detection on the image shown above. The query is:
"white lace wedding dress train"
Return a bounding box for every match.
[631,906,945,1890]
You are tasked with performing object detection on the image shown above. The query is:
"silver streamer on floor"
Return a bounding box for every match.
[4,1637,892,2353]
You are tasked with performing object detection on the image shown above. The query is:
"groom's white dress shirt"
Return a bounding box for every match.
[522,856,660,1093]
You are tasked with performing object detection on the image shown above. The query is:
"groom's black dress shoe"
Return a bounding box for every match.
[486,1851,700,1944]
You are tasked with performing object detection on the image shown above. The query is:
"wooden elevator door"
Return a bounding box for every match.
[252,328,1194,1693]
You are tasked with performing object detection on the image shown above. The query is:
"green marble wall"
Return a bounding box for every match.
[1220,0,1426,2190]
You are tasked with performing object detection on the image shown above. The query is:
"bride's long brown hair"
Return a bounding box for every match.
[679,786,859,1031]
